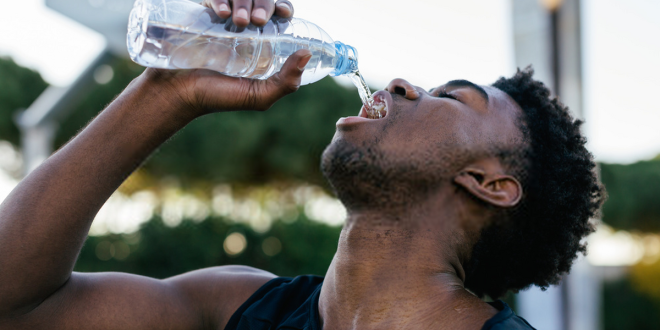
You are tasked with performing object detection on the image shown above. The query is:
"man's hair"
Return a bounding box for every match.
[463,67,606,299]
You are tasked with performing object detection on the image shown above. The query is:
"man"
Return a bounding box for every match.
[0,0,604,329]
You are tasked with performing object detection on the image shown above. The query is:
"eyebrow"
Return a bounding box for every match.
[444,79,489,103]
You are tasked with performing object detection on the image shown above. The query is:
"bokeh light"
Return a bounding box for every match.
[262,236,282,256]
[223,232,247,256]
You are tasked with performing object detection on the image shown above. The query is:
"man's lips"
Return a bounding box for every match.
[336,91,392,126]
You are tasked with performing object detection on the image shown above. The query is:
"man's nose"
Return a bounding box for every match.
[385,79,421,100]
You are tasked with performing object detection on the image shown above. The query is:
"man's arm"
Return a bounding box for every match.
[1,266,277,330]
[0,9,311,328]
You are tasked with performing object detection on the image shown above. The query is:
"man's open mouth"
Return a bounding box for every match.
[360,94,388,119]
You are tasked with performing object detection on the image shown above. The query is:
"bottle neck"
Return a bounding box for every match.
[331,41,359,77]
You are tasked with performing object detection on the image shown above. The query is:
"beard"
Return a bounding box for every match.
[321,135,454,212]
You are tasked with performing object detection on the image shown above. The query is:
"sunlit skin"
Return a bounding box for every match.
[0,1,527,329]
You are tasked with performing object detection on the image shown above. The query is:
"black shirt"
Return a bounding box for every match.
[224,275,536,330]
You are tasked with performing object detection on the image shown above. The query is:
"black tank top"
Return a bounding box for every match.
[224,275,536,330]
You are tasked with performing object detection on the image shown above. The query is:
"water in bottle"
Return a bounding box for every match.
[132,20,340,85]
[127,0,376,115]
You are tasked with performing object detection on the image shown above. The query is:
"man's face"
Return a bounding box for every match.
[321,78,523,210]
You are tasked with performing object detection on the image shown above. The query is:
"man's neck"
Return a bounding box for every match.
[318,197,497,330]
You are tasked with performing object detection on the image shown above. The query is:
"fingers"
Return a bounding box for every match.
[261,49,312,104]
[203,0,232,19]
[274,0,294,17]
[191,50,311,112]
[251,0,275,26]
[203,0,294,27]
[230,0,252,27]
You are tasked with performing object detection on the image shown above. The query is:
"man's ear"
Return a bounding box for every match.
[453,163,523,208]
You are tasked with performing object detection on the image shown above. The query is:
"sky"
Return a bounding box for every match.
[0,0,659,164]
[581,0,660,163]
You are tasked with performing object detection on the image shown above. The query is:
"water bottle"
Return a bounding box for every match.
[127,0,360,85]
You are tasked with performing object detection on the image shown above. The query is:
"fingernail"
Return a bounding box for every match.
[298,54,312,71]
[252,8,267,21]
[276,2,291,12]
[218,3,229,12]
[236,8,249,21]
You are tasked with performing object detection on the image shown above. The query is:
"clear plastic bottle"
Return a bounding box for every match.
[127,0,360,85]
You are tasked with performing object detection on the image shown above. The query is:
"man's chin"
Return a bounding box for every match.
[321,138,377,209]
[321,138,416,211]
[321,137,450,212]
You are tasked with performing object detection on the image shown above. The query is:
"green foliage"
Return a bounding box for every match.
[0,57,49,145]
[603,278,660,330]
[74,216,342,278]
[53,57,146,147]
[600,159,660,231]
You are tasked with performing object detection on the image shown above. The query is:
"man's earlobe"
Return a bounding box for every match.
[454,169,522,208]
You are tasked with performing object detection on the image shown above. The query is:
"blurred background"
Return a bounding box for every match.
[0,0,659,329]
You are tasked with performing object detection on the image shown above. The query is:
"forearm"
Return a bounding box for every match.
[0,72,196,315]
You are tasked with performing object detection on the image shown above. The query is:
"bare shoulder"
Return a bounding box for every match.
[166,265,278,329]
[0,266,276,330]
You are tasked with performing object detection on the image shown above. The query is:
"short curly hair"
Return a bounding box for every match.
[463,67,606,299]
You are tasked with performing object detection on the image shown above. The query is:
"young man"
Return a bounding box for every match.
[0,1,604,329]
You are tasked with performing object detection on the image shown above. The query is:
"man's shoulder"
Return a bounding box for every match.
[165,265,278,329]
[168,265,277,291]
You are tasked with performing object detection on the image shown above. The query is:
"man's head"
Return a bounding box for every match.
[321,67,605,298]
[321,74,526,211]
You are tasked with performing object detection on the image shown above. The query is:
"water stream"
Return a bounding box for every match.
[348,70,380,119]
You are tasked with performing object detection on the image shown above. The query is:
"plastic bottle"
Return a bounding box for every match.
[127,0,360,85]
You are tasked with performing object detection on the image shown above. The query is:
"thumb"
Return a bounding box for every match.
[264,49,313,100]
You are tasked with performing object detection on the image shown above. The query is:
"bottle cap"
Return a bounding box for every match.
[331,41,359,76]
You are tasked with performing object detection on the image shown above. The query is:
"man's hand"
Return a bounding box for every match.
[144,0,312,118]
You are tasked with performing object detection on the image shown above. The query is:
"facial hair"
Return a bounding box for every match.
[321,135,456,212]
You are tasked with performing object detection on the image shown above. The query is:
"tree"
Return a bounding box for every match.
[74,215,342,278]
[0,57,49,145]
[600,159,660,231]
